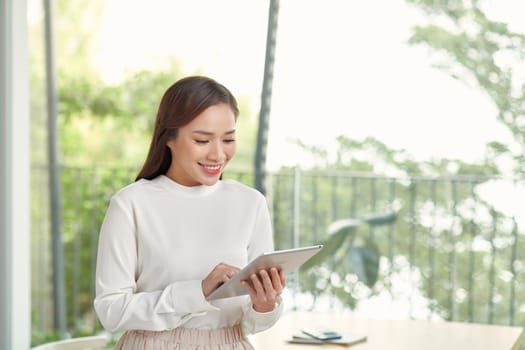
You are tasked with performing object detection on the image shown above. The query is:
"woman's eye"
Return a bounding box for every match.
[223,139,236,143]
[195,140,209,144]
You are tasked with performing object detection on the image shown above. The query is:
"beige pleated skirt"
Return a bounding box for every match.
[114,324,254,350]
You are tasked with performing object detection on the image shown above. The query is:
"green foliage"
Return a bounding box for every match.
[406,0,525,177]
[225,98,258,174]
[59,166,136,336]
[364,212,398,226]
[57,67,186,166]
[299,214,393,307]
[31,330,63,347]
[302,226,356,271]
[348,244,380,287]
[55,64,258,170]
[58,76,123,120]
[299,135,500,178]
[55,0,105,79]
[278,117,522,324]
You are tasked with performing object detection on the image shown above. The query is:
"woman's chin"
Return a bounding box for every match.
[199,175,221,186]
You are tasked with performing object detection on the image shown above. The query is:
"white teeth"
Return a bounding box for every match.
[203,164,221,170]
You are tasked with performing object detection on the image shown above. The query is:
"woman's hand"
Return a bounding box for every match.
[202,263,240,298]
[242,267,286,313]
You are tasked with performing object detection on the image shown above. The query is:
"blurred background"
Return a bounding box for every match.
[25,0,525,346]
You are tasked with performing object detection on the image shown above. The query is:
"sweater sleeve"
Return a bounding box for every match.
[241,194,284,334]
[93,196,218,332]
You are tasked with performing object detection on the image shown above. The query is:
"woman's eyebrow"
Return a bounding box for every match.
[192,129,236,136]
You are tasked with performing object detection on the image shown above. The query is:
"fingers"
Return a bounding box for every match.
[202,262,240,297]
[269,268,285,293]
[204,263,285,305]
[216,263,240,275]
[252,270,267,296]
[214,263,240,283]
[244,267,286,313]
[280,269,286,285]
[254,268,285,293]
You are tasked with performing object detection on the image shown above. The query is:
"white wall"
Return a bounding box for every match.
[0,0,31,348]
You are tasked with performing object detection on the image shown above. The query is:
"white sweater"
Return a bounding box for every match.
[94,175,282,334]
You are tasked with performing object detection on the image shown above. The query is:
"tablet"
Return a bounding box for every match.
[206,245,323,301]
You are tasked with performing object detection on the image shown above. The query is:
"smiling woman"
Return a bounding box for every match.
[93,76,286,350]
[165,103,237,186]
[135,76,240,182]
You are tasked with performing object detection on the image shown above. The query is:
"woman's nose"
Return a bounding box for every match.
[207,142,224,161]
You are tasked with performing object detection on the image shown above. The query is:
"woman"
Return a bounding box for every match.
[94,76,285,349]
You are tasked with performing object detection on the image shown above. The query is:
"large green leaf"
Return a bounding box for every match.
[326,218,360,235]
[347,243,380,288]
[363,212,397,226]
[301,226,355,270]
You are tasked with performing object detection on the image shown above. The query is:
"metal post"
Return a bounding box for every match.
[0,0,31,347]
[43,0,67,334]
[254,0,279,195]
[509,218,517,326]
[292,167,301,248]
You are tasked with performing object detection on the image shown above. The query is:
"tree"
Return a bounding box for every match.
[405,0,525,177]
[284,3,525,317]
[280,135,522,325]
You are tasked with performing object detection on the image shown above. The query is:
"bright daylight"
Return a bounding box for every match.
[2,0,525,349]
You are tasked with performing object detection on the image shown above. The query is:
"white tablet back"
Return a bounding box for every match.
[206,245,323,301]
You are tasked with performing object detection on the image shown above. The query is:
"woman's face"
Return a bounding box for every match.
[166,103,237,186]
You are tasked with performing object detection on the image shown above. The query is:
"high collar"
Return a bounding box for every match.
[156,175,222,197]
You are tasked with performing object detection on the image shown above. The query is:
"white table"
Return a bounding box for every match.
[249,311,524,350]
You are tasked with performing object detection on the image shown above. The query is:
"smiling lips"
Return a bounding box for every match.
[200,163,222,175]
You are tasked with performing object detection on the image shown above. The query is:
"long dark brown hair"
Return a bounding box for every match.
[136,76,239,181]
